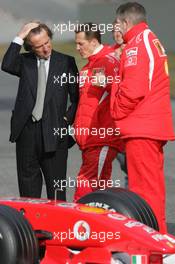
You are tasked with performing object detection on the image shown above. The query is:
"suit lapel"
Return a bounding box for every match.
[44,50,64,105]
[26,54,38,99]
[26,50,64,104]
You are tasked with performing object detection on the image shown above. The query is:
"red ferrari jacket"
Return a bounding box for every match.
[111,22,175,140]
[74,45,124,150]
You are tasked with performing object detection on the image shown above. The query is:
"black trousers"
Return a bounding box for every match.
[16,119,68,200]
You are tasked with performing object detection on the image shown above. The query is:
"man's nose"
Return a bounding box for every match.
[43,47,48,53]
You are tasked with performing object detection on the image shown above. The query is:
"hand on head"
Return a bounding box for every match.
[17,22,40,39]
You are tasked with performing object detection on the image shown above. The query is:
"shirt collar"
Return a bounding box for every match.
[37,56,50,66]
[36,55,51,61]
[92,44,104,55]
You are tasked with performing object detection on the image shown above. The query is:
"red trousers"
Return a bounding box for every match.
[125,138,167,233]
[74,146,117,201]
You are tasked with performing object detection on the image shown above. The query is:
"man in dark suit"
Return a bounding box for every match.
[1,22,79,200]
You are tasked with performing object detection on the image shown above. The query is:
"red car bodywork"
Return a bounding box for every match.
[0,197,175,264]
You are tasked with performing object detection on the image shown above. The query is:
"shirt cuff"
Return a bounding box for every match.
[13,36,24,46]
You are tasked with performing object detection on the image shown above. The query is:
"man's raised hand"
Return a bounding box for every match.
[17,22,40,39]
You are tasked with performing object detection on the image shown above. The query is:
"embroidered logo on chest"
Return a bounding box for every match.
[124,56,137,67]
[125,47,138,57]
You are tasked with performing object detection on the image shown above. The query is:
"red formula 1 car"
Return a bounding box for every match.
[0,188,175,264]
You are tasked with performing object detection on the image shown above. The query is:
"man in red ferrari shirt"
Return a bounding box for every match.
[73,23,124,201]
[111,2,175,233]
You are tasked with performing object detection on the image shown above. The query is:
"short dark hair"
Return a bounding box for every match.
[24,23,53,51]
[116,2,147,25]
[75,22,101,44]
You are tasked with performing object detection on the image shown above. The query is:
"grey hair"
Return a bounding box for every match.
[116,2,147,25]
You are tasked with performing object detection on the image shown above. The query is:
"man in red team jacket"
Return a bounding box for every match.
[73,23,124,201]
[111,2,175,233]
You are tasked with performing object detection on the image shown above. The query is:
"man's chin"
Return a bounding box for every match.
[42,54,51,60]
[43,51,51,59]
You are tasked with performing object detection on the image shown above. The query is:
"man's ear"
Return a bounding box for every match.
[124,18,133,32]
[23,39,32,51]
[91,38,99,47]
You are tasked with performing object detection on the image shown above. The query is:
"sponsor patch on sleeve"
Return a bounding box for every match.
[153,39,166,57]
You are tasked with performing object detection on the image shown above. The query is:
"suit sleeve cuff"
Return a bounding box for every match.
[13,36,24,46]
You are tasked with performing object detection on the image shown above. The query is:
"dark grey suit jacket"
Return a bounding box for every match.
[1,42,79,152]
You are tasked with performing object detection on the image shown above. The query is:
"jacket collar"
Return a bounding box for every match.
[124,22,148,43]
[88,45,113,63]
[44,50,63,106]
[28,49,59,101]
[92,44,104,55]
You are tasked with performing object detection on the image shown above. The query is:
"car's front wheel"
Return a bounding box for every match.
[0,204,39,264]
[77,187,159,230]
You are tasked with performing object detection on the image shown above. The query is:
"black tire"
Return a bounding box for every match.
[77,188,159,230]
[0,205,39,264]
